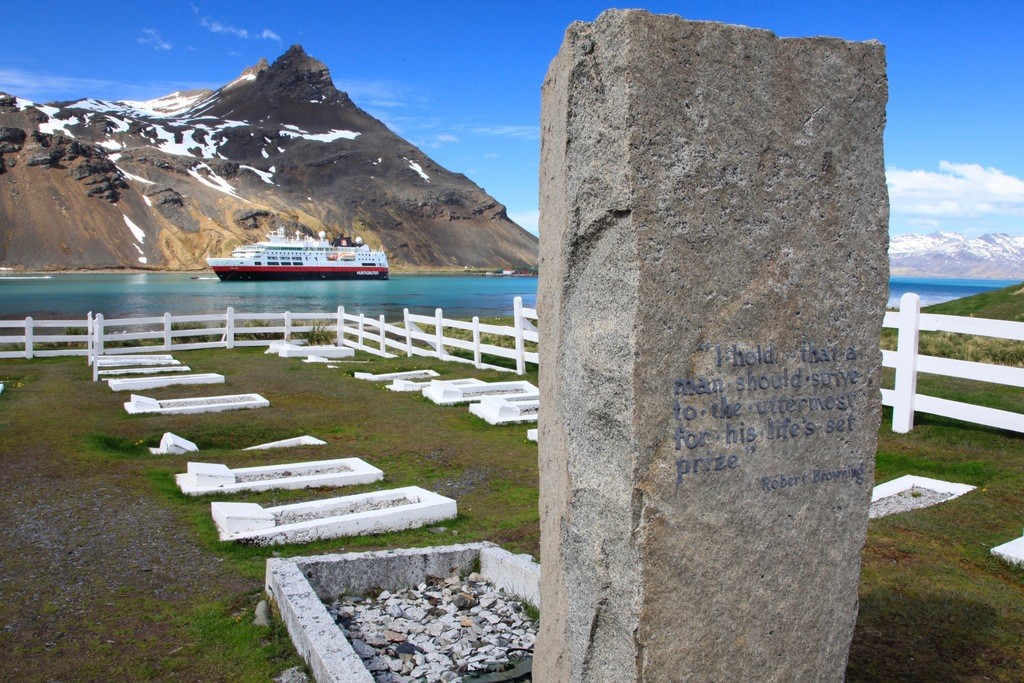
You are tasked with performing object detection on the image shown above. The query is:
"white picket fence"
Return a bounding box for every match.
[882,293,1024,434]
[3,292,1022,434]
[0,297,539,376]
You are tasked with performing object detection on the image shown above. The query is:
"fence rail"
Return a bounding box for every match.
[881,292,1024,434]
[0,298,539,376]
[3,292,1022,435]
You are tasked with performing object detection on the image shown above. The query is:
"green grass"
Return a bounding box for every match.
[882,282,1024,366]
[852,284,1024,682]
[2,288,1023,680]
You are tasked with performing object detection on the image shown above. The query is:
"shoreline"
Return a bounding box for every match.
[1,268,1016,282]
[0,267,536,277]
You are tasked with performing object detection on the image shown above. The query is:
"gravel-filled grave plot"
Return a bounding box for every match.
[869,486,956,518]
[327,572,536,682]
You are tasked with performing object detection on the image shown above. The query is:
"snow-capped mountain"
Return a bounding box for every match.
[0,45,537,271]
[890,232,1024,279]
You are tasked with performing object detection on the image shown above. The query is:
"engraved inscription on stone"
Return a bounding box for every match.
[673,341,867,490]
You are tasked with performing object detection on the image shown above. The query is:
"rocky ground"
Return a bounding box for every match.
[328,573,536,682]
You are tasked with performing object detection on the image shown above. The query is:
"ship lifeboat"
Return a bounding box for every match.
[327,253,340,261]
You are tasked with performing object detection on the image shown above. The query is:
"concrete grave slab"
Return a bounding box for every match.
[213,486,456,544]
[871,474,976,503]
[422,380,539,406]
[176,457,383,495]
[386,377,486,393]
[276,344,354,359]
[265,543,540,683]
[98,365,193,376]
[469,395,540,425]
[266,341,305,354]
[992,533,1024,567]
[869,475,976,518]
[124,393,269,415]
[354,369,440,382]
[107,373,225,391]
[95,355,180,367]
[244,435,327,450]
[149,432,199,455]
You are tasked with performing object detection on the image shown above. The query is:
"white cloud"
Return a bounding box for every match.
[200,17,248,38]
[138,29,172,51]
[197,17,281,42]
[334,79,427,110]
[887,161,1024,237]
[464,124,539,140]
[0,67,215,102]
[509,209,539,235]
[887,161,1024,218]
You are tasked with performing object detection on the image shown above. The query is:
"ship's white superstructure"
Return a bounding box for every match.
[207,228,388,281]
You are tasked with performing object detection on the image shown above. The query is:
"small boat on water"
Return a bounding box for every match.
[206,228,389,282]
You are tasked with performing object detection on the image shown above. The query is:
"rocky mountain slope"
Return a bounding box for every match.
[890,232,1024,279]
[0,45,538,271]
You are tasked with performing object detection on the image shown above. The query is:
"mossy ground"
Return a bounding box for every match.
[1,286,1022,680]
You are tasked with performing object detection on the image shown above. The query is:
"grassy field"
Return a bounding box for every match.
[0,285,1022,681]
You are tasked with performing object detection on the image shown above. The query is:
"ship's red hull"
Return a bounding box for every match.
[211,266,389,281]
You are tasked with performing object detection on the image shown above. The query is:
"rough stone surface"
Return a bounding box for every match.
[537,10,888,682]
[326,572,537,681]
[254,599,272,627]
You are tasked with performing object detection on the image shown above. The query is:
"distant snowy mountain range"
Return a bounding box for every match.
[889,232,1024,279]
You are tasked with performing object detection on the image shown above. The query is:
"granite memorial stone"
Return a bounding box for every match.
[536,10,888,682]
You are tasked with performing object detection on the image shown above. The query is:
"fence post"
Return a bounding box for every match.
[226,307,235,349]
[435,308,445,360]
[336,306,345,346]
[284,311,292,341]
[473,316,482,368]
[164,312,173,350]
[86,312,93,365]
[357,314,365,347]
[24,316,33,360]
[892,292,922,433]
[93,314,104,381]
[513,296,526,375]
[403,309,413,357]
[379,315,387,353]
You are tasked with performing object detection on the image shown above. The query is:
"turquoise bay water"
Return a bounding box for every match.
[0,273,539,320]
[0,273,1018,320]
[887,276,1019,308]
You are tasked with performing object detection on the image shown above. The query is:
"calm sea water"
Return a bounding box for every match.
[0,273,1017,320]
[0,273,539,320]
[887,276,1019,308]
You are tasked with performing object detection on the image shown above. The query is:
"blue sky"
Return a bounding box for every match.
[2,1,1022,238]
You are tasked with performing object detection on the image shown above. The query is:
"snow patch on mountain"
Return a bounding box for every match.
[187,162,242,199]
[120,91,211,118]
[123,214,145,243]
[279,124,359,142]
[239,165,275,184]
[890,232,1024,279]
[404,157,429,182]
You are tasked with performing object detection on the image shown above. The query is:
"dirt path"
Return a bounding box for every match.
[0,362,252,681]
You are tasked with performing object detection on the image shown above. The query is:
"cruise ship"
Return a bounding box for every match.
[206,228,389,281]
